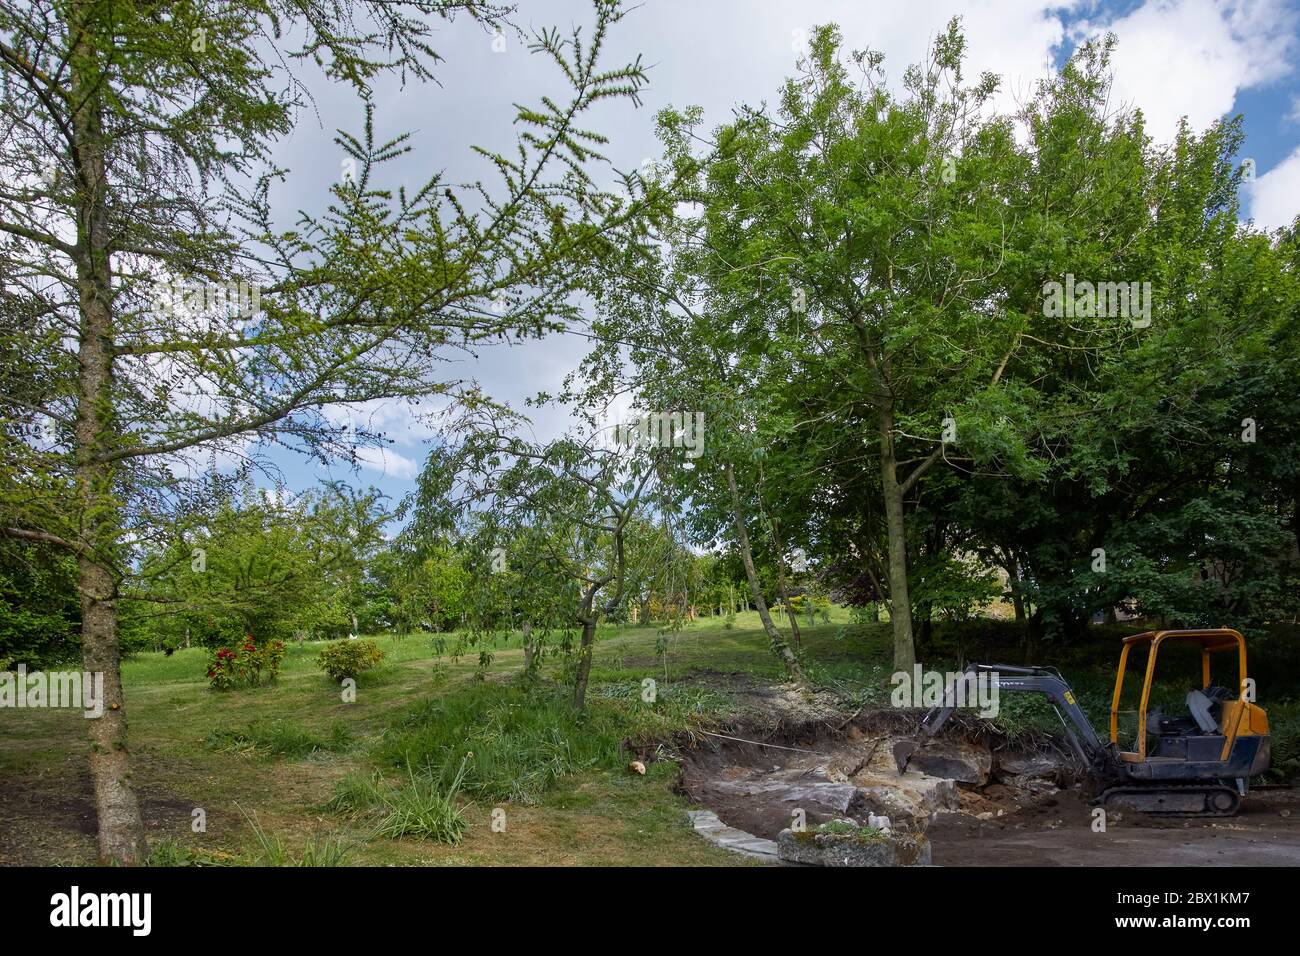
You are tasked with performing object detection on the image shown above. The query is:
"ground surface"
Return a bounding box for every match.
[930,788,1300,866]
[2,611,1297,866]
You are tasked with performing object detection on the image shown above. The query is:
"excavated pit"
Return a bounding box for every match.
[678,709,1074,843]
[672,680,1300,866]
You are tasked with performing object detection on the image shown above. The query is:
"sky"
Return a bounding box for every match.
[256,0,1300,511]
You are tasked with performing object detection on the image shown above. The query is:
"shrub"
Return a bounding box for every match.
[316,638,384,682]
[205,635,286,690]
[373,761,468,843]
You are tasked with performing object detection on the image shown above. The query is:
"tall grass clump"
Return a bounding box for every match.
[206,718,353,757]
[326,762,468,844]
[376,680,724,804]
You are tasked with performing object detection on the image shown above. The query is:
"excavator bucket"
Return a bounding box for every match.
[892,739,920,775]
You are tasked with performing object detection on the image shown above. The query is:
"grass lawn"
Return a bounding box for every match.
[2,608,1294,865]
[0,610,868,865]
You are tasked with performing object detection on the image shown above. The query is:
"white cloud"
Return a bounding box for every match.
[1075,0,1298,144]
[352,445,419,480]
[322,398,445,447]
[1248,144,1300,229]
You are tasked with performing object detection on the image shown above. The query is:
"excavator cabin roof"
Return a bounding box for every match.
[1120,628,1245,654]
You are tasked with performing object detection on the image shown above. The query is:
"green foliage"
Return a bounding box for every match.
[135,485,385,651]
[316,639,384,682]
[0,541,79,667]
[910,554,1002,624]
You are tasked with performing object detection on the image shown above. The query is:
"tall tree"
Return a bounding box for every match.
[0,0,650,862]
[412,416,666,708]
[638,23,1032,672]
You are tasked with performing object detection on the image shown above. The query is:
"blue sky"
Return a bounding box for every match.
[248,0,1300,519]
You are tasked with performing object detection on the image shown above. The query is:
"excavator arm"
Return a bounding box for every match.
[897,663,1108,772]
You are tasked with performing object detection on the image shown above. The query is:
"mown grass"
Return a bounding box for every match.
[1,611,814,866]
[3,606,1297,867]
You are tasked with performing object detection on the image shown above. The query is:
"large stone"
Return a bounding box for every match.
[706,776,868,818]
[994,749,1066,781]
[686,810,779,862]
[856,777,960,821]
[906,739,992,785]
[777,824,931,867]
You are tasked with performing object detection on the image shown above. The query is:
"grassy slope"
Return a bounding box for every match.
[1,609,1294,865]
[0,611,860,866]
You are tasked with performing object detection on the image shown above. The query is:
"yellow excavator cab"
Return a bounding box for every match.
[1109,628,1268,763]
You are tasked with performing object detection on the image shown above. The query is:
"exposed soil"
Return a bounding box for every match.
[676,682,1300,867]
[0,755,213,865]
[928,786,1300,866]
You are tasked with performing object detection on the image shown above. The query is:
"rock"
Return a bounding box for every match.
[686,810,779,862]
[994,749,1067,782]
[777,824,931,867]
[707,777,868,819]
[907,739,992,785]
[1005,773,1059,794]
[857,778,960,822]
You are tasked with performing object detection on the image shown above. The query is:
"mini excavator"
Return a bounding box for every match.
[893,629,1270,817]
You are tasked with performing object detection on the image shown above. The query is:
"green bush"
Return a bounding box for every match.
[316,638,384,682]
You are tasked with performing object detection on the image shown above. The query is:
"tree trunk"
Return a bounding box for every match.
[1025,607,1044,664]
[69,16,147,865]
[724,463,802,678]
[77,554,146,864]
[1002,550,1026,622]
[521,621,535,675]
[768,515,802,645]
[879,407,916,672]
[572,618,597,709]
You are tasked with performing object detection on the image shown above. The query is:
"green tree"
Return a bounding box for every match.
[0,0,650,862]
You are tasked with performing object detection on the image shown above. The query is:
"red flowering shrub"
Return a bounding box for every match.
[206,635,286,691]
